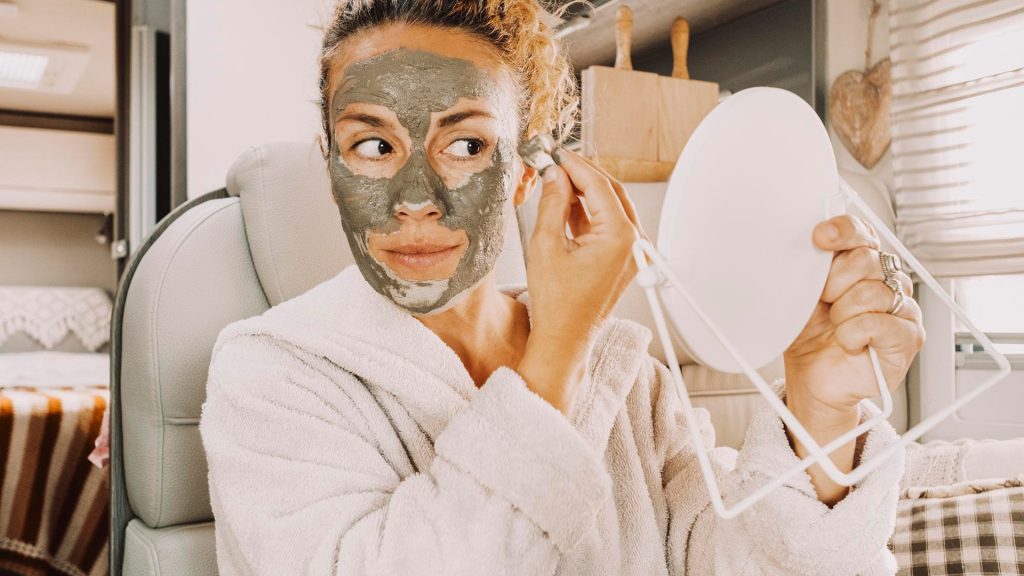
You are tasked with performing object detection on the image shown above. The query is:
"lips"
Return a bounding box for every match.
[382,243,462,271]
[387,243,457,255]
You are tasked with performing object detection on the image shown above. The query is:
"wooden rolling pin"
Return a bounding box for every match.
[615,5,633,70]
[671,17,690,79]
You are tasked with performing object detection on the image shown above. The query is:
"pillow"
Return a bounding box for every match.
[890,476,1024,575]
[0,286,112,352]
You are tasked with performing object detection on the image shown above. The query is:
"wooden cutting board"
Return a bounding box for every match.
[581,9,718,182]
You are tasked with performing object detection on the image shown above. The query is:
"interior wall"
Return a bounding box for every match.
[185,0,335,199]
[0,210,117,294]
[824,0,891,188]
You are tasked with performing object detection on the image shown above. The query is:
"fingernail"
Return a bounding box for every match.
[552,148,566,165]
[823,224,839,240]
[542,165,558,183]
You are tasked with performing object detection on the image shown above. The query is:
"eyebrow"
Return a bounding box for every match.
[437,109,494,128]
[336,109,495,130]
[336,112,390,128]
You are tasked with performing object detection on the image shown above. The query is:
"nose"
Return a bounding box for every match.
[395,201,442,223]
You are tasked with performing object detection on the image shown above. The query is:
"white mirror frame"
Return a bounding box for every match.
[632,176,1012,519]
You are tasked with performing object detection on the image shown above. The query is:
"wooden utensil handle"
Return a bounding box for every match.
[615,5,633,70]
[671,17,690,79]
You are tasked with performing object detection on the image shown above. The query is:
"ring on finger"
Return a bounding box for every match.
[880,251,902,278]
[881,271,907,315]
[888,289,906,315]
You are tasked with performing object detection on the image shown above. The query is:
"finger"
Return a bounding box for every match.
[532,165,573,241]
[568,195,592,238]
[895,271,913,298]
[566,151,646,237]
[553,148,632,229]
[821,247,914,303]
[829,280,922,326]
[834,312,926,357]
[813,215,881,252]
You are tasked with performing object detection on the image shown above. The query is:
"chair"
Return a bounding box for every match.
[109,142,907,574]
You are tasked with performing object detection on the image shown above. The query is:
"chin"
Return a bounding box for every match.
[404,271,491,317]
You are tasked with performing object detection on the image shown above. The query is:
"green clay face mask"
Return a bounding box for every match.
[329,48,517,314]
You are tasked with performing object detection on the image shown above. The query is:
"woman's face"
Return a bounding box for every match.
[327,24,526,315]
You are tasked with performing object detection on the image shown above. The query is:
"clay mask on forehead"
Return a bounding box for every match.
[329,48,517,315]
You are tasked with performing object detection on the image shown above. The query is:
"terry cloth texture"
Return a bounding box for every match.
[199,265,905,575]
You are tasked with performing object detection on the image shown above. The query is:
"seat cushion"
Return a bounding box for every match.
[121,197,270,528]
[122,520,217,576]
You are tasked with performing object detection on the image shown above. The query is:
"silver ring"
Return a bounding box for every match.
[884,274,906,315]
[880,251,902,279]
[888,289,906,315]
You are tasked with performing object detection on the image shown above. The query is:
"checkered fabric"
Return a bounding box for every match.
[890,477,1024,576]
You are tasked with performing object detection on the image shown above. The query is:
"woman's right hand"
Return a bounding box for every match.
[516,148,647,415]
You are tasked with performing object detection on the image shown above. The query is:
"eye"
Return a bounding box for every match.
[353,138,393,159]
[444,138,485,159]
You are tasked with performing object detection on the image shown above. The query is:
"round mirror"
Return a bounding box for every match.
[656,87,837,373]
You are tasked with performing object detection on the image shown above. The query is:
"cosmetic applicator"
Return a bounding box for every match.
[517,134,558,175]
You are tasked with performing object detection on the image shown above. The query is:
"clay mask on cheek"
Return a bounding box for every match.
[329,48,516,315]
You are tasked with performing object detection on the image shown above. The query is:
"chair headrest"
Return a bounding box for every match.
[227,143,350,306]
[227,142,525,306]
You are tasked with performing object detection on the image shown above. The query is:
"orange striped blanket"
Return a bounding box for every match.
[0,385,109,576]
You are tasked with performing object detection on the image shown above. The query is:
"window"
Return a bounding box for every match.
[955,273,1024,356]
[890,1,1024,278]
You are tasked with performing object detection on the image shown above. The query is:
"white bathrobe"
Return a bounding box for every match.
[199,265,905,576]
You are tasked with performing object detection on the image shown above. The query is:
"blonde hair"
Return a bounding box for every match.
[316,0,578,158]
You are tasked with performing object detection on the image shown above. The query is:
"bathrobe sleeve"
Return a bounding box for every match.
[199,332,611,576]
[648,360,905,576]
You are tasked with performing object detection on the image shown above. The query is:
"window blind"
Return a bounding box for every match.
[890,0,1024,277]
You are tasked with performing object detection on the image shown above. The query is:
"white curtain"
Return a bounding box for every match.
[889,0,1024,277]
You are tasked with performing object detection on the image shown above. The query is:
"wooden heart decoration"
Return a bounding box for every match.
[828,57,891,169]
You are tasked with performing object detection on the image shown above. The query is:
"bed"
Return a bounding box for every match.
[0,286,112,576]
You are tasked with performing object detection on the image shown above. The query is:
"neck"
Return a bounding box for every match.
[414,273,529,387]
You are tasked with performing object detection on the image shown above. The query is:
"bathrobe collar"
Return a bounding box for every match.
[227,264,652,452]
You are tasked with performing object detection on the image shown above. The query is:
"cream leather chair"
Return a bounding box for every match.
[109,142,908,575]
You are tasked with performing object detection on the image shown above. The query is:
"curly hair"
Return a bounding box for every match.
[316,0,579,159]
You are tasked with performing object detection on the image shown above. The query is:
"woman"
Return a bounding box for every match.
[198,1,925,574]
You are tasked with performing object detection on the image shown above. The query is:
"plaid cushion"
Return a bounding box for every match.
[890,476,1024,575]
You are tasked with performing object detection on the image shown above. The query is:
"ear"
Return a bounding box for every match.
[513,158,539,208]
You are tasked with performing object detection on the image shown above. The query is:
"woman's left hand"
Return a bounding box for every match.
[783,214,926,420]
